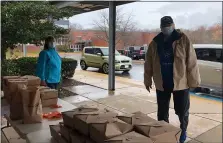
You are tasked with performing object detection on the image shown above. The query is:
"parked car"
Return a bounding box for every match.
[194,44,222,96]
[80,46,132,74]
[124,46,147,60]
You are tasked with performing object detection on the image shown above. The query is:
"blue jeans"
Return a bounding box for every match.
[46,83,59,89]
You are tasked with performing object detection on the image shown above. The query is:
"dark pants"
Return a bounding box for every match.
[156,89,190,131]
[46,82,59,89]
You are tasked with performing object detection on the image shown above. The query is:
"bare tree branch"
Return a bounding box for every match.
[92,8,137,48]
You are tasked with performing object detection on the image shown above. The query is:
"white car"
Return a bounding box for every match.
[80,46,132,74]
[194,44,222,95]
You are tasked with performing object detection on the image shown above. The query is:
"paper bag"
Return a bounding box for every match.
[42,98,58,107]
[73,108,117,136]
[10,103,23,120]
[117,111,156,125]
[62,106,99,129]
[20,75,40,86]
[7,79,27,104]
[105,131,153,143]
[89,118,133,143]
[22,88,43,124]
[135,121,181,142]
[40,89,58,100]
[3,76,21,87]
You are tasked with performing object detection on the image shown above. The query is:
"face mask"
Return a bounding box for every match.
[48,42,56,48]
[161,26,174,36]
[53,42,56,48]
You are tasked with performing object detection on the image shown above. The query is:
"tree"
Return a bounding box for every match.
[92,8,137,47]
[1,1,76,60]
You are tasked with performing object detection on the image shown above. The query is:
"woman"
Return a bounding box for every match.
[36,36,61,89]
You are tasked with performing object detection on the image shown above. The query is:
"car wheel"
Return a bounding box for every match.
[102,63,109,74]
[80,60,88,70]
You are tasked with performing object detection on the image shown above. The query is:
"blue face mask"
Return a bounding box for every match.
[161,26,174,36]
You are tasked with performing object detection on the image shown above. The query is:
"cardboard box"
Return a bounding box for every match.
[117,111,157,125]
[40,89,58,100]
[73,108,117,136]
[3,76,21,86]
[105,131,153,143]
[50,124,68,143]
[20,75,40,86]
[135,121,181,143]
[70,129,86,143]
[42,98,58,107]
[61,107,99,129]
[60,122,72,142]
[89,118,133,143]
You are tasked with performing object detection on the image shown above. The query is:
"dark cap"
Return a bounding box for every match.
[160,16,174,27]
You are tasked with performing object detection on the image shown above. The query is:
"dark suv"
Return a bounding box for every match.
[124,46,147,60]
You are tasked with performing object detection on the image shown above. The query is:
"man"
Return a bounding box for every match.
[144,16,200,143]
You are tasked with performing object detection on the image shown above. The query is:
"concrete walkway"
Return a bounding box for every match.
[1,69,222,143]
[63,70,222,143]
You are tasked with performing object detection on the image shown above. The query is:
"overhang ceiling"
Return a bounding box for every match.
[50,1,137,15]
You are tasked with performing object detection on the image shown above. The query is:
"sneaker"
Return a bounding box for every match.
[180,131,187,143]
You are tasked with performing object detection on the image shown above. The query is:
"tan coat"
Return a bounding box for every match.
[144,30,201,91]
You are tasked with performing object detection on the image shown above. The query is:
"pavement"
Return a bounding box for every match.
[1,69,222,143]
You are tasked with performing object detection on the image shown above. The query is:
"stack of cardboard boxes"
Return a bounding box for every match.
[2,75,58,124]
[50,106,181,143]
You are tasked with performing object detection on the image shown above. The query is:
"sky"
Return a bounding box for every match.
[69,2,222,30]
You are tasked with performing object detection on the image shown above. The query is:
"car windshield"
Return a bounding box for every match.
[100,48,120,56]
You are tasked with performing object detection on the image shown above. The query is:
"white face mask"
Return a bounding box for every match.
[53,42,56,48]
[161,26,174,36]
[48,42,56,48]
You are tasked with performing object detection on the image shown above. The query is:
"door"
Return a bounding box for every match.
[196,48,222,90]
[84,48,94,66]
[91,48,103,68]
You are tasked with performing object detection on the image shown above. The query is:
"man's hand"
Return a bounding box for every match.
[40,80,47,86]
[146,85,152,92]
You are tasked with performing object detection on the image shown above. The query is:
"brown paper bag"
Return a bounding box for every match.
[8,82,27,120]
[40,89,58,100]
[21,88,41,106]
[117,111,156,125]
[23,103,43,124]
[3,76,21,87]
[105,131,153,143]
[135,121,181,142]
[22,88,43,124]
[73,108,117,136]
[42,98,58,107]
[10,103,23,120]
[89,118,133,143]
[20,75,40,86]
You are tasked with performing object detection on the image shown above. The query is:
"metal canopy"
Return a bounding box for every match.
[50,1,135,15]
[51,1,137,91]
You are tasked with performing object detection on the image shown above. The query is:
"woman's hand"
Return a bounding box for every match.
[40,80,47,86]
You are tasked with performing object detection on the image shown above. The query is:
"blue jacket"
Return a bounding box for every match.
[36,48,61,83]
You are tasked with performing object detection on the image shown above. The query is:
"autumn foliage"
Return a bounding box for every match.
[182,24,222,44]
